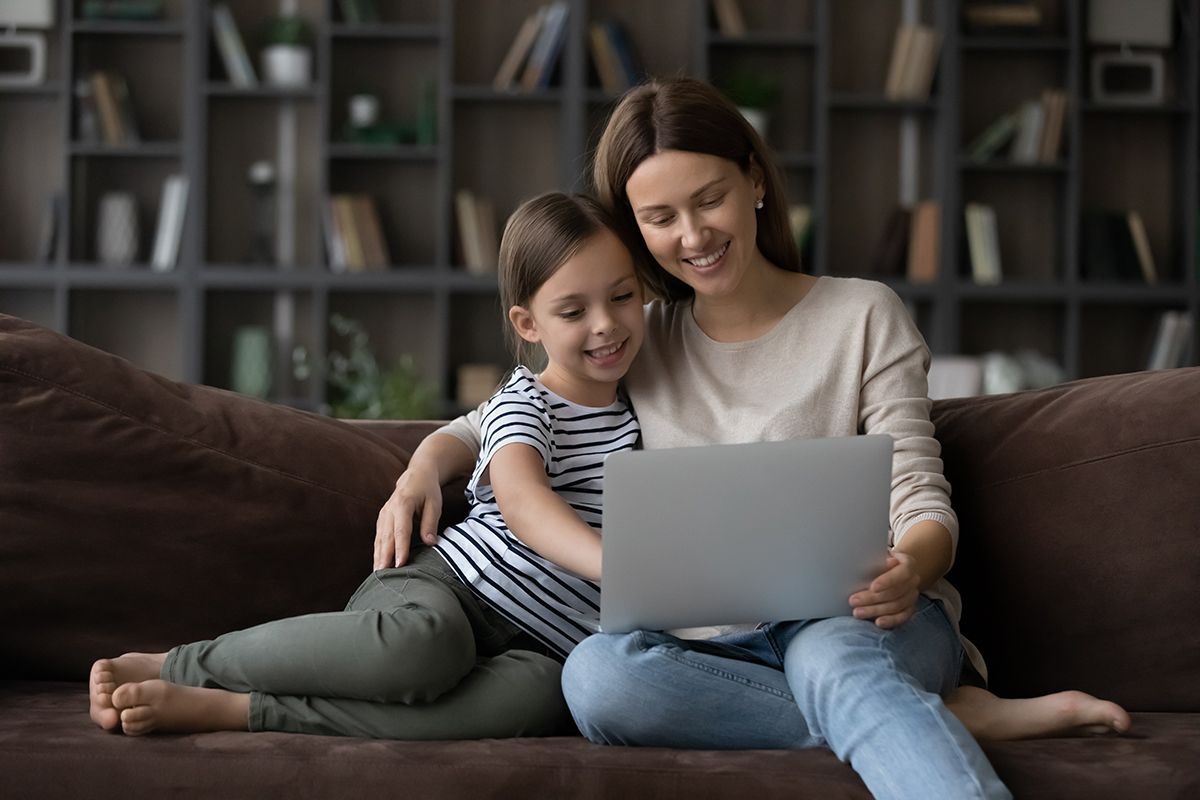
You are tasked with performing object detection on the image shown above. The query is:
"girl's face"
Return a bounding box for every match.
[625,149,765,301]
[509,229,644,407]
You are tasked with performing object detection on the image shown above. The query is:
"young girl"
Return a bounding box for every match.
[89,192,643,738]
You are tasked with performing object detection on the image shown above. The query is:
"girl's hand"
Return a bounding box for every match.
[848,552,921,629]
[374,466,443,570]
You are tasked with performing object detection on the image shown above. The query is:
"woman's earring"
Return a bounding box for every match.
[755,199,764,210]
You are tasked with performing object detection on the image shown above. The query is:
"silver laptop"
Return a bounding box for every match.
[600,434,893,633]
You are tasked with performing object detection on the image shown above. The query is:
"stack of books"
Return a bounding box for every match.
[883,24,942,101]
[493,1,570,93]
[324,195,391,272]
[966,89,1067,164]
[588,19,642,94]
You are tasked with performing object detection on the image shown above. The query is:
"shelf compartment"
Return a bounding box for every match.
[329,39,439,149]
[69,288,182,379]
[0,95,63,263]
[74,36,183,142]
[1078,304,1192,378]
[961,171,1066,282]
[326,290,442,414]
[205,100,322,267]
[327,160,439,267]
[68,157,182,264]
[203,289,316,403]
[710,47,814,154]
[958,300,1066,369]
[448,292,508,411]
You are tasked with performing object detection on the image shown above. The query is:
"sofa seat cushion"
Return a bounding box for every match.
[933,368,1200,711]
[0,315,412,681]
[4,682,1199,799]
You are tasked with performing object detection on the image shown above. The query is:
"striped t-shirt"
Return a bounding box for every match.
[434,366,639,659]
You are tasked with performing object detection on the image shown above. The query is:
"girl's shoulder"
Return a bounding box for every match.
[483,366,549,416]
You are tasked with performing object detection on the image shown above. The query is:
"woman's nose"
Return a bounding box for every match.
[680,213,706,250]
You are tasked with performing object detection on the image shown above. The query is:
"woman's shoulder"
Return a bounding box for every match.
[814,275,903,307]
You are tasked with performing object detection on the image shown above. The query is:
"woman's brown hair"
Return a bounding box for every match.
[498,191,625,367]
[592,76,799,302]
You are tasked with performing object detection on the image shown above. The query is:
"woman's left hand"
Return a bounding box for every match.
[848,552,921,629]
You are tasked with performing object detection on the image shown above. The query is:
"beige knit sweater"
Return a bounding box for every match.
[439,276,985,679]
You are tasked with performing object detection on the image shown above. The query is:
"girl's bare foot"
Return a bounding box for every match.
[111,679,250,736]
[89,652,168,731]
[947,685,1132,741]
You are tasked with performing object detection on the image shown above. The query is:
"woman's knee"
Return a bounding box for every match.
[561,634,638,743]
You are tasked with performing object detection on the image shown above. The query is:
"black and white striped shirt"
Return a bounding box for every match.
[434,366,639,659]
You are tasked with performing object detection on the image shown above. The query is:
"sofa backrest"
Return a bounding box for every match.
[934,367,1200,712]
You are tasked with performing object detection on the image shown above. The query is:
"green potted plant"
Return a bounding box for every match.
[719,69,780,140]
[325,314,437,420]
[260,14,313,88]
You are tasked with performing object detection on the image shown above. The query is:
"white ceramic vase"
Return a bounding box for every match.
[261,45,311,88]
[96,192,139,267]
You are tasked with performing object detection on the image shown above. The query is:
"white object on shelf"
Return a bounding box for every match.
[262,45,312,88]
[97,192,140,267]
[0,0,55,28]
[0,33,45,87]
[927,356,984,400]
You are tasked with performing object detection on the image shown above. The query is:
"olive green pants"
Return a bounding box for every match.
[162,548,569,739]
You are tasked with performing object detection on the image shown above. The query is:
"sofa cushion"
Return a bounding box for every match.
[0,314,412,681]
[934,367,1200,711]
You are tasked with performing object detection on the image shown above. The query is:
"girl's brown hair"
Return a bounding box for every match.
[498,192,625,367]
[592,76,799,302]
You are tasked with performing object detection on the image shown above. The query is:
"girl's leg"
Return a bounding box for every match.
[110,649,569,739]
[162,563,477,705]
[780,598,1011,800]
[562,629,821,749]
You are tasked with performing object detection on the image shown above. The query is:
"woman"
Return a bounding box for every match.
[376,78,1128,800]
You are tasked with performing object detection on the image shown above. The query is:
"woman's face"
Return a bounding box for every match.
[624,149,764,300]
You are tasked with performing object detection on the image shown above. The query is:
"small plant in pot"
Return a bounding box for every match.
[719,69,780,141]
[260,14,313,88]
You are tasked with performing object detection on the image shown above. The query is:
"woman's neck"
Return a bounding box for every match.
[691,261,816,343]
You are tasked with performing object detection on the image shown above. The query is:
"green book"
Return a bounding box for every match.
[965,111,1018,162]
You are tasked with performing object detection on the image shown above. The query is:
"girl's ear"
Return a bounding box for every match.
[509,305,540,344]
[747,153,766,196]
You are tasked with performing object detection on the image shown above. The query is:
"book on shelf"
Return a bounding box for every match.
[1081,210,1155,283]
[337,0,380,24]
[326,194,389,272]
[883,24,941,101]
[588,19,642,94]
[1148,310,1193,370]
[75,79,100,143]
[493,6,546,91]
[965,111,1018,162]
[1037,89,1067,163]
[871,206,912,277]
[907,201,940,284]
[711,0,747,37]
[212,4,258,88]
[964,203,1002,284]
[962,1,1042,32]
[455,189,498,274]
[150,174,188,272]
[520,1,570,92]
[1126,210,1158,285]
[1009,99,1045,164]
[89,71,140,146]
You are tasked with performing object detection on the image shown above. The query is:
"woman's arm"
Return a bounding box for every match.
[489,443,603,581]
[374,420,480,570]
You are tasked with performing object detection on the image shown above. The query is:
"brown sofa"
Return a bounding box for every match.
[1,312,1197,799]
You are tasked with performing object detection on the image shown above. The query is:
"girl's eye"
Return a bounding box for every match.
[612,292,634,303]
[559,309,583,321]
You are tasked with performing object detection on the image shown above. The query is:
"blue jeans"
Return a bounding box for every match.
[562,598,1011,800]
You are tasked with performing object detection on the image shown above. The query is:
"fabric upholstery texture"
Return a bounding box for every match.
[0,314,411,681]
[935,367,1200,711]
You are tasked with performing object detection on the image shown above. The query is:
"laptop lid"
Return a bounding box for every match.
[600,434,893,633]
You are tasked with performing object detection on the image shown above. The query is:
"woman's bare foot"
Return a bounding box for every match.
[947,685,1132,741]
[89,652,169,731]
[111,679,250,736]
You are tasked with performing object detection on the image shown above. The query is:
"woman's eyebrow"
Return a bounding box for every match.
[634,178,726,213]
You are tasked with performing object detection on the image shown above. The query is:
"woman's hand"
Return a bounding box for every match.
[848,551,921,629]
[374,465,443,570]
